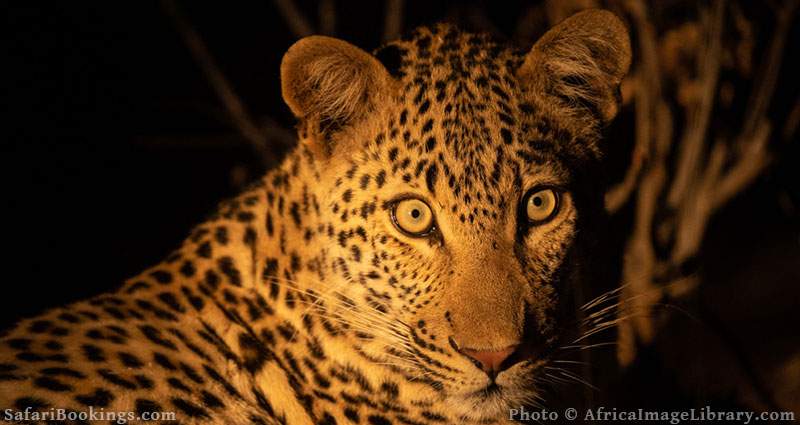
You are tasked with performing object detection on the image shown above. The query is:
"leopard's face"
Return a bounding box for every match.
[321,124,578,418]
[281,13,630,420]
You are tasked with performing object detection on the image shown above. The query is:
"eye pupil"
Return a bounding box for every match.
[532,196,543,207]
[411,209,421,219]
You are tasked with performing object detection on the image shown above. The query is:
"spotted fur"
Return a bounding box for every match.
[0,10,630,424]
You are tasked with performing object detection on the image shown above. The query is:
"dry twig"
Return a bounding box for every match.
[610,0,796,368]
[162,0,279,167]
[272,0,315,38]
[383,0,404,42]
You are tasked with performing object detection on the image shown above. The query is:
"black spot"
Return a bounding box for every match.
[180,362,205,384]
[172,397,211,419]
[97,368,137,389]
[376,170,386,188]
[244,226,257,247]
[7,338,32,350]
[158,292,186,313]
[289,202,301,226]
[418,99,430,114]
[0,364,17,374]
[498,112,515,126]
[215,226,229,244]
[237,211,255,222]
[139,325,178,350]
[40,367,85,378]
[29,320,52,333]
[86,329,104,340]
[179,261,196,277]
[425,137,436,151]
[201,390,225,409]
[422,411,448,422]
[82,344,106,362]
[425,164,439,194]
[344,408,360,423]
[421,118,434,133]
[34,376,72,392]
[368,415,392,425]
[182,286,206,311]
[118,352,144,368]
[266,212,274,236]
[375,44,404,77]
[150,270,173,285]
[359,174,371,190]
[167,376,192,393]
[500,128,513,144]
[196,241,213,258]
[318,411,338,425]
[205,269,221,290]
[136,399,162,416]
[135,299,178,322]
[203,364,242,399]
[134,374,155,389]
[218,256,243,286]
[57,312,81,323]
[14,396,49,410]
[154,352,178,370]
[102,306,126,320]
[380,381,400,399]
[75,388,114,407]
[239,332,272,373]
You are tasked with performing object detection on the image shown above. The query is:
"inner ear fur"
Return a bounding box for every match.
[281,36,393,154]
[518,9,632,124]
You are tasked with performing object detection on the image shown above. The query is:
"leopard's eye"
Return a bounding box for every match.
[525,188,559,223]
[392,198,434,236]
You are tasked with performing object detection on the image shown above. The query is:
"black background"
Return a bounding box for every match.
[5,0,800,414]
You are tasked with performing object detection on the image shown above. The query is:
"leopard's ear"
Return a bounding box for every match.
[281,36,393,156]
[517,9,631,124]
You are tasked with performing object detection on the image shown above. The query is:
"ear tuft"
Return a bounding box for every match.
[518,9,632,124]
[281,36,392,144]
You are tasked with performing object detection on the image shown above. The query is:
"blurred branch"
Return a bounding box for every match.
[615,0,669,365]
[708,0,798,208]
[272,0,315,38]
[712,120,770,209]
[666,1,724,209]
[383,0,404,42]
[319,0,336,35]
[612,0,797,375]
[740,0,798,138]
[161,0,281,167]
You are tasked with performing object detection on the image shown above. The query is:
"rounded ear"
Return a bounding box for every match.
[517,9,632,124]
[281,36,393,155]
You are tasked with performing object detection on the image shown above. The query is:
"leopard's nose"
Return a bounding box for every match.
[461,345,519,376]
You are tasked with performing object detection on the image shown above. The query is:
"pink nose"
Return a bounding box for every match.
[461,345,518,374]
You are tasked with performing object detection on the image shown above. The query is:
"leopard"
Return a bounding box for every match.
[0,9,631,425]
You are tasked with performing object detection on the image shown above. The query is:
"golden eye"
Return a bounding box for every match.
[525,188,559,223]
[392,198,435,236]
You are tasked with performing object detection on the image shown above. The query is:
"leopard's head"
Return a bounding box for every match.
[280,10,630,420]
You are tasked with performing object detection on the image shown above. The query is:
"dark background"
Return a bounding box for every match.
[5,0,800,417]
[5,1,460,328]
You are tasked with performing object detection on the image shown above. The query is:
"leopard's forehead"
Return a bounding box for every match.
[364,24,577,231]
[381,24,523,83]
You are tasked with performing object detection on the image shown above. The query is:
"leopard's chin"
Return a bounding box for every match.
[446,368,543,422]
